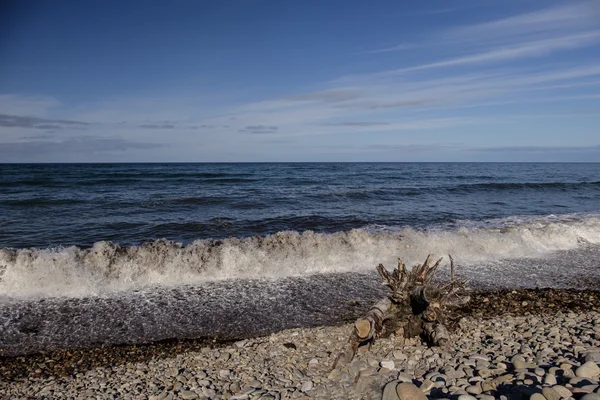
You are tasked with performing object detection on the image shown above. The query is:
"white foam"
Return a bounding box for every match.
[1,214,599,298]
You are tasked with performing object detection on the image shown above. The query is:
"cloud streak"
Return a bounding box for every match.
[0,137,163,162]
[138,124,176,129]
[239,125,279,134]
[0,113,90,129]
[384,31,600,75]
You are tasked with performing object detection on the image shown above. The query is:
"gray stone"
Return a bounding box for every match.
[581,385,600,393]
[218,369,230,378]
[551,385,573,398]
[586,353,600,363]
[580,395,600,400]
[466,384,482,395]
[481,380,496,392]
[327,369,342,381]
[396,382,427,400]
[541,387,561,400]
[570,377,597,386]
[380,360,395,370]
[577,362,600,379]
[419,379,434,392]
[300,381,313,392]
[456,395,477,400]
[180,391,199,400]
[544,373,557,385]
[529,394,546,400]
[382,381,400,400]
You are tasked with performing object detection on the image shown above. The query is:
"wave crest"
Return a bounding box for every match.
[1,214,600,298]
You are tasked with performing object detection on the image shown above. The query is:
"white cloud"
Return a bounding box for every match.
[382,31,600,75]
[449,1,596,41]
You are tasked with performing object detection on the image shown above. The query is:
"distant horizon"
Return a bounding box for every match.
[2,161,600,165]
[2,0,600,162]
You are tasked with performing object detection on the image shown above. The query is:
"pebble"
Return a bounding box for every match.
[551,385,573,398]
[529,394,546,400]
[541,387,561,400]
[581,395,600,400]
[577,362,600,379]
[544,373,557,385]
[380,360,395,370]
[396,382,427,400]
[382,381,400,400]
[466,385,482,395]
[419,379,434,392]
[300,381,313,392]
[3,296,600,400]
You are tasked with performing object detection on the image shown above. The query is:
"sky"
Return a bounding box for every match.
[1,0,600,162]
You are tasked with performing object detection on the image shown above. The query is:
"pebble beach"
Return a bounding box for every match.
[2,288,600,400]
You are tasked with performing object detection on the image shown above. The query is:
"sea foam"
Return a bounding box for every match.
[1,214,599,298]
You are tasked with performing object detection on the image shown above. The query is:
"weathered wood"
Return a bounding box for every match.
[334,254,469,368]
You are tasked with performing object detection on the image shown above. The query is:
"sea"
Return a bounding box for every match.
[1,162,600,355]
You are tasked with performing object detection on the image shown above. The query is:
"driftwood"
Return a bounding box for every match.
[334,254,469,367]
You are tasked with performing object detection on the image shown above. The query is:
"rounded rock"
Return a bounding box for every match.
[580,395,600,400]
[382,381,400,400]
[529,394,546,400]
[551,385,573,398]
[544,373,557,386]
[541,387,561,400]
[576,362,600,379]
[301,380,313,392]
[396,382,427,400]
[179,391,199,400]
[586,353,600,363]
[419,379,434,392]
[380,360,395,370]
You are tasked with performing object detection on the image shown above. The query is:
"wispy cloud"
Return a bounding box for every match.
[361,43,414,55]
[138,123,176,129]
[364,1,600,68]
[287,89,362,102]
[449,1,597,42]
[239,125,279,134]
[333,98,435,110]
[0,113,90,129]
[384,31,600,74]
[0,137,163,162]
[325,121,390,127]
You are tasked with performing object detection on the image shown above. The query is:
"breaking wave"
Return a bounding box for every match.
[1,214,599,299]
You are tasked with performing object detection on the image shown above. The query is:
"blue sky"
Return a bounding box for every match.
[1,0,600,162]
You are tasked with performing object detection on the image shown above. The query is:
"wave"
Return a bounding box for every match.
[84,172,255,179]
[1,214,599,299]
[307,181,600,200]
[174,196,229,206]
[1,198,86,206]
[450,181,600,192]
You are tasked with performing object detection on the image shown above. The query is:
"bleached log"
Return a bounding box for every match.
[334,254,469,367]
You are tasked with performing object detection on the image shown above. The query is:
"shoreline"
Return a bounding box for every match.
[2,287,600,399]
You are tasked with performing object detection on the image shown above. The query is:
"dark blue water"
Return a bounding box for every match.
[2,163,600,355]
[1,163,599,248]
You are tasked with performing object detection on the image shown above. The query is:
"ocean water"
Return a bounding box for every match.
[1,162,600,355]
